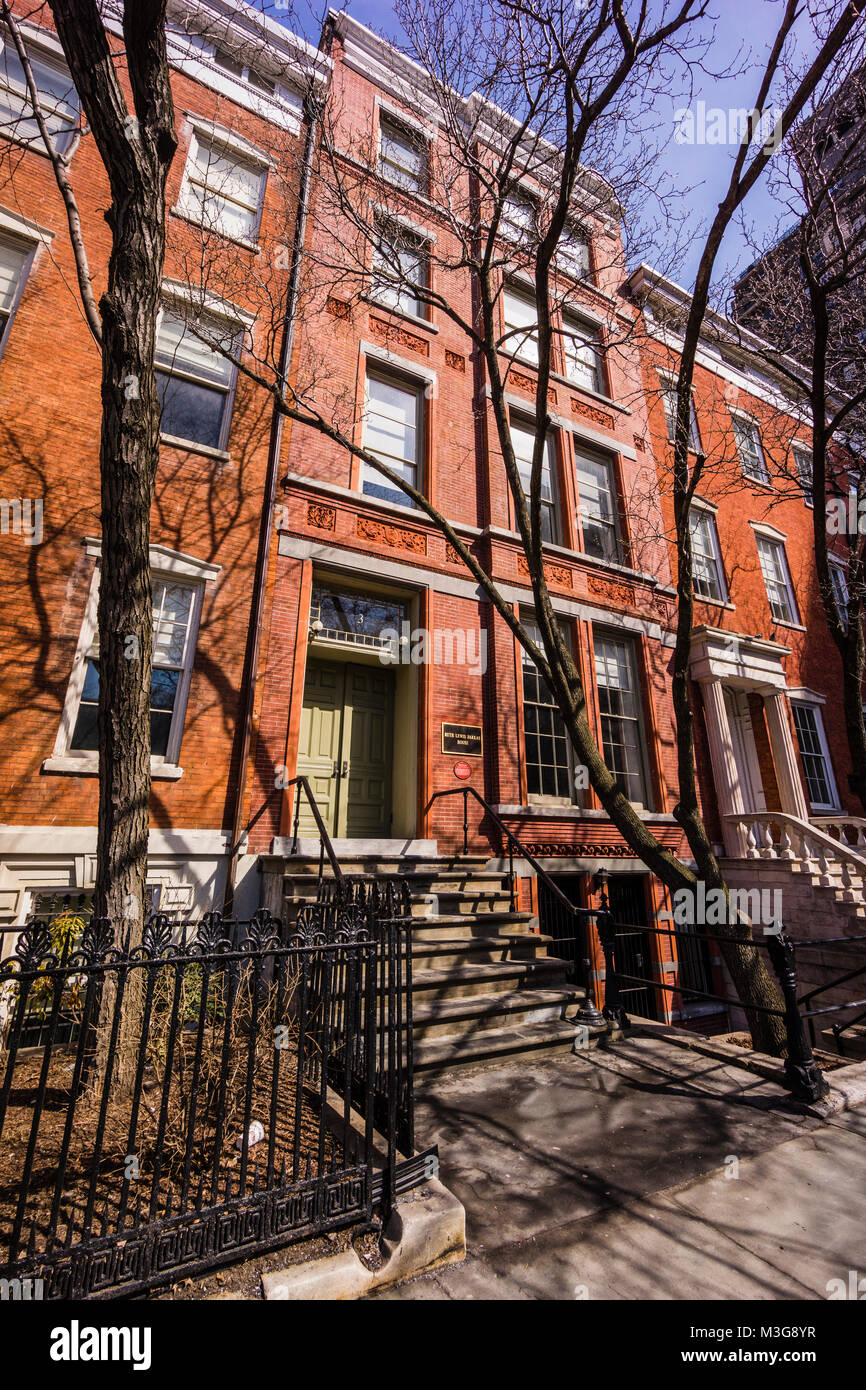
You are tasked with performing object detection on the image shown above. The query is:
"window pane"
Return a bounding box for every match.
[791,704,833,808]
[70,658,100,750]
[503,289,538,365]
[756,536,795,623]
[563,317,602,392]
[185,138,262,240]
[0,46,79,150]
[371,224,425,318]
[594,635,648,804]
[363,374,419,506]
[734,418,769,481]
[521,616,574,799]
[378,120,425,191]
[156,310,234,387]
[511,422,557,541]
[689,510,723,601]
[576,452,618,562]
[0,234,28,316]
[501,194,535,244]
[558,230,590,278]
[157,370,226,449]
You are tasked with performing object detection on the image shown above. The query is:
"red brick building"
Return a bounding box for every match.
[0,0,321,922]
[0,5,861,1041]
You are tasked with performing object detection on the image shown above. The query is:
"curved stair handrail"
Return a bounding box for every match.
[724,811,866,903]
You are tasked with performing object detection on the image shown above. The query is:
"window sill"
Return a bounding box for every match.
[773,619,807,633]
[741,473,774,491]
[695,596,735,611]
[494,804,673,822]
[170,206,262,254]
[42,755,184,780]
[549,371,631,416]
[363,295,439,334]
[160,434,231,462]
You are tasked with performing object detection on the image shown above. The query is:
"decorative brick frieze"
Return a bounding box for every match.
[445,350,466,372]
[586,573,635,607]
[355,515,427,554]
[306,502,336,531]
[571,396,614,429]
[368,315,430,357]
[517,554,572,589]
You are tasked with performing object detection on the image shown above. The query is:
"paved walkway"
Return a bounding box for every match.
[371,1036,866,1299]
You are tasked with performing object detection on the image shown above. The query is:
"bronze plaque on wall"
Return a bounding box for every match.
[441,723,483,757]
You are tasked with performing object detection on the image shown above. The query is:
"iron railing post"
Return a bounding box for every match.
[291,783,301,856]
[597,910,630,1031]
[766,929,829,1103]
[462,788,469,856]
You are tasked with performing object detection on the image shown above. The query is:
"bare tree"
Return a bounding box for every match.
[731,55,866,811]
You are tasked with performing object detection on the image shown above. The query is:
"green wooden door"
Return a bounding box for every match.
[296,661,345,836]
[296,660,394,838]
[340,664,394,837]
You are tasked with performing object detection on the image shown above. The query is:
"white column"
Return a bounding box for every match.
[764,690,810,821]
[700,679,748,856]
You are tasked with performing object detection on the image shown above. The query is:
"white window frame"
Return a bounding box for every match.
[502,285,539,366]
[661,377,702,453]
[500,191,537,247]
[829,557,849,628]
[520,612,580,805]
[369,217,428,320]
[732,413,771,485]
[46,544,220,777]
[562,313,605,394]
[377,114,427,194]
[792,442,813,506]
[790,699,840,812]
[0,224,37,359]
[155,299,242,453]
[689,505,728,603]
[510,417,560,544]
[593,630,652,810]
[361,367,424,508]
[556,225,592,281]
[0,27,79,156]
[754,530,799,625]
[175,127,268,246]
[575,446,620,564]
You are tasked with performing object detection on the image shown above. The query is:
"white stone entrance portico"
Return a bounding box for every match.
[691,626,809,857]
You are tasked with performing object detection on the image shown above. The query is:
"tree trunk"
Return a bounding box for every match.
[48,0,176,1089]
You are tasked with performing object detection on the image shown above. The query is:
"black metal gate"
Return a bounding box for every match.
[608,877,658,1021]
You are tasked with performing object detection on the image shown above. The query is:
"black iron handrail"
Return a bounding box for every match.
[284,774,344,883]
[426,785,601,921]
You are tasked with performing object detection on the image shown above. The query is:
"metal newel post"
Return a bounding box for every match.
[462,788,469,855]
[766,928,829,1103]
[291,784,301,856]
[597,909,629,1032]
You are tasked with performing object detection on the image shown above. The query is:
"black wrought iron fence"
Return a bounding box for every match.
[0,901,425,1300]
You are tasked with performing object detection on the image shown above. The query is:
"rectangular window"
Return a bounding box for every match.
[0,40,79,153]
[689,507,726,602]
[155,308,237,450]
[521,615,576,800]
[733,416,770,483]
[378,116,426,193]
[70,578,198,761]
[594,633,650,806]
[362,370,421,507]
[756,534,798,624]
[178,134,265,242]
[557,227,591,280]
[662,382,702,453]
[510,419,558,543]
[793,443,813,504]
[0,231,31,351]
[502,287,538,366]
[791,702,837,810]
[830,559,849,629]
[501,193,536,246]
[370,220,427,319]
[575,448,620,564]
[562,315,604,394]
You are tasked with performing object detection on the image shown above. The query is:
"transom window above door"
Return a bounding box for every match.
[310,585,408,650]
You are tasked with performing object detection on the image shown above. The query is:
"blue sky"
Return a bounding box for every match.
[281,1,837,299]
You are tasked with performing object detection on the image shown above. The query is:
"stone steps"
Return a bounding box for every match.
[278,850,589,1074]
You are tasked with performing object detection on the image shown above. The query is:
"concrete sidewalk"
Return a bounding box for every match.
[371,1036,866,1300]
